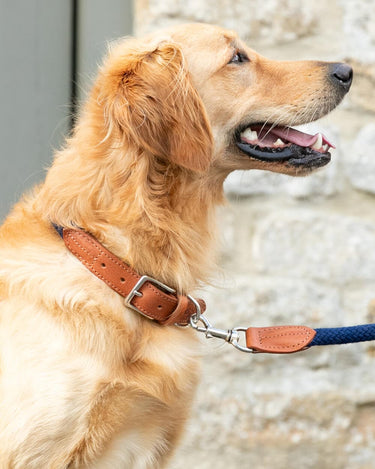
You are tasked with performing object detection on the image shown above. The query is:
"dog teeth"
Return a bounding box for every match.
[322,144,329,152]
[241,128,258,141]
[312,133,323,150]
[274,139,285,147]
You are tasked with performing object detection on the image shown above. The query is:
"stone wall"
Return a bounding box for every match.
[135,2,375,468]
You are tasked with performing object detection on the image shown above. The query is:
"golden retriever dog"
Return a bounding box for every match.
[0,23,352,468]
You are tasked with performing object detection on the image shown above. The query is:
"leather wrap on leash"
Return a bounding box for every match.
[245,326,316,353]
[53,225,375,354]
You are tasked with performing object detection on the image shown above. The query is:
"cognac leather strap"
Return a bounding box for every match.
[245,325,316,353]
[55,227,205,326]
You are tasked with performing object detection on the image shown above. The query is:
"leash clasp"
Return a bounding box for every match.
[189,315,256,353]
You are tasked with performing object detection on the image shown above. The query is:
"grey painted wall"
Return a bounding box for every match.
[0,0,133,222]
[0,0,72,221]
[77,0,133,101]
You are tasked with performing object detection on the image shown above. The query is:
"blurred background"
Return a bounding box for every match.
[1,1,375,468]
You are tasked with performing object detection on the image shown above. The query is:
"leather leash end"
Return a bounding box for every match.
[246,325,316,354]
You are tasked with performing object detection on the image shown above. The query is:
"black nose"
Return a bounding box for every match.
[330,63,353,91]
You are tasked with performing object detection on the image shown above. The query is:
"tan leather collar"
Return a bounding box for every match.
[57,228,205,325]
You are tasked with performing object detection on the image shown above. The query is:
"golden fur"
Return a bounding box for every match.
[0,23,347,468]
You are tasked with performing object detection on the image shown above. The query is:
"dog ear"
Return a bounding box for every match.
[103,40,214,173]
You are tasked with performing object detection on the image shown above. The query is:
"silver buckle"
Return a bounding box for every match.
[125,275,176,320]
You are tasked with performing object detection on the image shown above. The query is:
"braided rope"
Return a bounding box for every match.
[310,324,375,347]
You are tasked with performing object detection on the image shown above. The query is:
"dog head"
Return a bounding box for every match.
[90,23,353,178]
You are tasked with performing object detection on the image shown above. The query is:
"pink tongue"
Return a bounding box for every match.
[254,125,335,149]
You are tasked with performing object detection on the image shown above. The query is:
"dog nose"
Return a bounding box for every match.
[330,63,353,91]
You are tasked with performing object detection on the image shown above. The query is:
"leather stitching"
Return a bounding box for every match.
[69,230,139,279]
[144,283,176,302]
[65,231,135,296]
[64,229,183,321]
[257,327,313,350]
[67,231,176,305]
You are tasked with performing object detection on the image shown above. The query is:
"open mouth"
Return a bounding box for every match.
[236,124,335,168]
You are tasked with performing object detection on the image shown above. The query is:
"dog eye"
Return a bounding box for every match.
[229,51,249,65]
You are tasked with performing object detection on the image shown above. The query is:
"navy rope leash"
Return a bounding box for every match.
[310,323,375,347]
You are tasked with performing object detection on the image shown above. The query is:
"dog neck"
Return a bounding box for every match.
[36,112,225,293]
